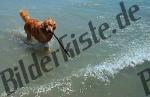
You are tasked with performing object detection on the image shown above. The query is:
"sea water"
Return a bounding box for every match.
[0,0,150,97]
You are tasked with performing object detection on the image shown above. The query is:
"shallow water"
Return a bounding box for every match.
[0,0,150,97]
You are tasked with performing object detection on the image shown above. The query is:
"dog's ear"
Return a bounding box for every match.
[41,22,47,31]
[50,18,56,30]
[53,23,56,30]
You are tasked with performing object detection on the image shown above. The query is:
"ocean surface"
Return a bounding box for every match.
[0,0,150,97]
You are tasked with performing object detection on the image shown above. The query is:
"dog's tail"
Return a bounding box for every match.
[19,10,30,23]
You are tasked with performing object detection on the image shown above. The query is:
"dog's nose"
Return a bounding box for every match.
[47,27,53,33]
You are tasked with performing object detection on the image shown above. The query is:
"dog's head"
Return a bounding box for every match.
[41,18,56,33]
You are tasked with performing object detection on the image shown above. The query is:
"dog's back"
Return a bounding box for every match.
[24,19,43,41]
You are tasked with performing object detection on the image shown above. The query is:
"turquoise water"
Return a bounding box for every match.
[0,0,150,97]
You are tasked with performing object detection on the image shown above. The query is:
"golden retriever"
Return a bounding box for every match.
[19,10,56,48]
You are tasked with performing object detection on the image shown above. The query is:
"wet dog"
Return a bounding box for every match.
[19,10,56,49]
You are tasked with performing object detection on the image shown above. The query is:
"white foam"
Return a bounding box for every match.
[1,43,150,97]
